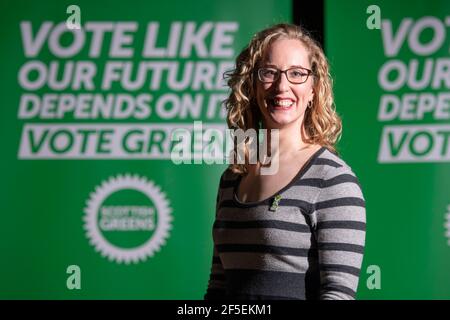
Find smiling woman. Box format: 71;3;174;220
255;38;315;129
204;23;367;300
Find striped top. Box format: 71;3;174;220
204;146;366;300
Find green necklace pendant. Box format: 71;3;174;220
269;194;282;212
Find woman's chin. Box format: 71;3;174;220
266;115;296;128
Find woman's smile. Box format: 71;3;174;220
267;97;296;111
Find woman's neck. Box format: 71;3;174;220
262;118;313;160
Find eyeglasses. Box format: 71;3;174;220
257;66;313;84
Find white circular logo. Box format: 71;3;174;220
83;174;173;264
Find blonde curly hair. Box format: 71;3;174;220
225;23;342;175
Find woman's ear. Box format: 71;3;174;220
309;87;315;103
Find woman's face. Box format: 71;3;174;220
255;38;314;129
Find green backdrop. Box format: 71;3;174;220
326;0;450;299
1;0;449;300
0;0;291;299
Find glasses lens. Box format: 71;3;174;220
287;68;309;84
259;68;278;82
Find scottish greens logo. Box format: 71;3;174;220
83;174;172;264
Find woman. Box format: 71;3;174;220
204;23;366;300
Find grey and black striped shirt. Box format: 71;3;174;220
204;146;366;300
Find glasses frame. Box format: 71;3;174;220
257;66;314;84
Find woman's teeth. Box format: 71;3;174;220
272;99;294;108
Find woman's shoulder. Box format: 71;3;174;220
314;147;361;182
217;166;241;187
313;147;366;205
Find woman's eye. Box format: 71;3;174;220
290;70;304;78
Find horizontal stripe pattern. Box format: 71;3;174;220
314;158;343;168
205;147;366;300
320;263;361;277
214;219;311;232
216;244;312;256
321;285;356;299
292;173;359;188
319;250;365;269
317;220;366;230
318;242;364;254
213;226;314;248
317;229;366;246
218;252;314;274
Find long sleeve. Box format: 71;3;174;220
312;165;366;300
204;245;227;300
204;176;227;300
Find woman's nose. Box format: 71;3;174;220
275;72;290;92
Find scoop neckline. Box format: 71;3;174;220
232;146;327;207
